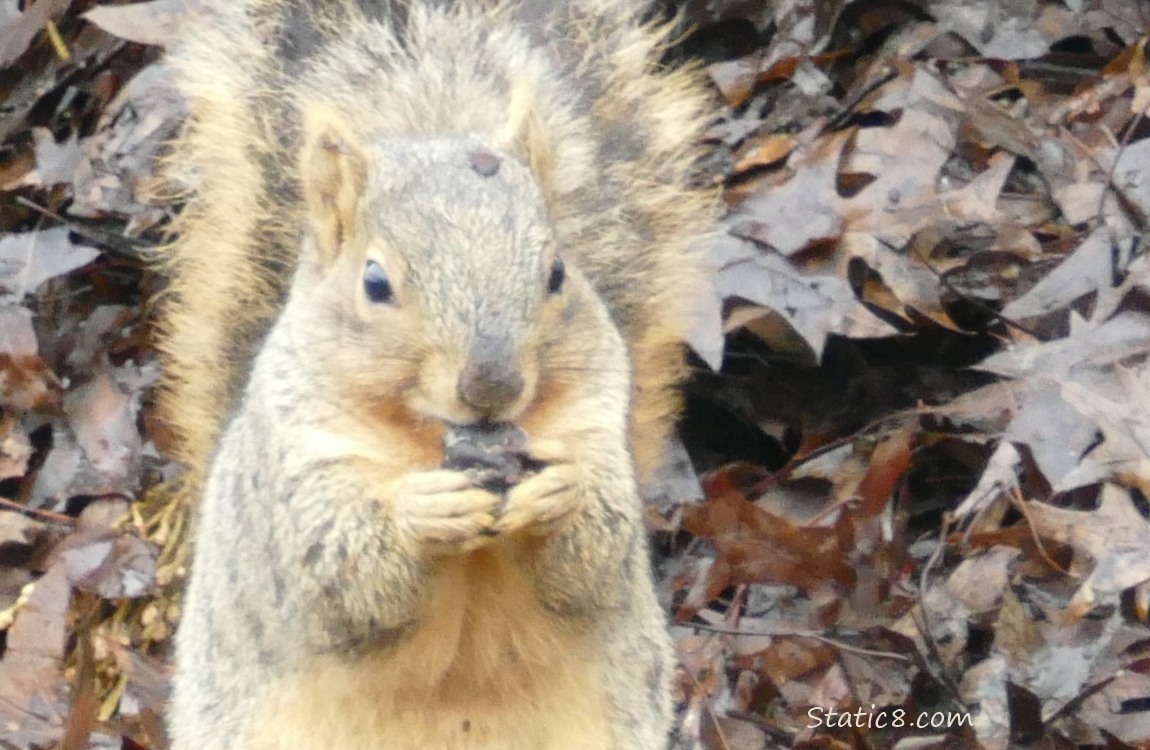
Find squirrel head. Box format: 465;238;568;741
293;110;608;428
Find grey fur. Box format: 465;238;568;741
165;1;716;747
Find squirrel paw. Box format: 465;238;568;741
394;469;503;553
493;440;582;536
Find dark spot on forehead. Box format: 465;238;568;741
468;148;502;177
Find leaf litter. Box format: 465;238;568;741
3;0;1150;748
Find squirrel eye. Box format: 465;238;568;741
363;260;395;305
547;258;565;295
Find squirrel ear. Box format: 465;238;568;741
497;79;553;203
302;113;368;264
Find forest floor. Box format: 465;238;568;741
2;1;1150;749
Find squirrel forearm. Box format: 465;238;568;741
515;440;645;616
529;516;639;616
271;460;429;650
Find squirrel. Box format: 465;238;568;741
160;1;715;748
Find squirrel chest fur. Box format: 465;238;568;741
162;1;715;748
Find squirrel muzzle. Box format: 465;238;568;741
457;332;526;417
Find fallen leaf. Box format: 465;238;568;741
714;246;897;356
0;229;100;302
82;0;187;48
0;0;71;68
13;128;82;188
953;441;1021;520
1027;485;1150;618
0;563;72;748
1002;228;1116;320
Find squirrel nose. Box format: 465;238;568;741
457;334;525;416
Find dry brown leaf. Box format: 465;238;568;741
707;56;761;108
0;563;72;747
929;0;1109;58
973;311;1150;488
954;441;1021;521
1003;381;1098;489
0;229;100;302
731;129;852;256
713;241;897;355
681;470;856;611
1078;670;1150;743
1002;227;1115;319
0;417;34;481
0;353;59;413
0;0;71;68
53;529;156;599
732;133;797;173
1054;363;1150;494
1027;485;1150;619
65;371;143;487
72;62;184;235
9;128;82;189
82;0;187;48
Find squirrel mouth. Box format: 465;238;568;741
441;421;545;493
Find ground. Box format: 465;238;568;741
1;1;1150;749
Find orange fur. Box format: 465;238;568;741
246;547;613;750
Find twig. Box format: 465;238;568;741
687;621;912;662
15;197;146;261
901;237;1044;340
912;514;966;707
1042;676;1114;727
824;64;900;132
750;411;913;497
0;496;74;524
1007;483;1069;575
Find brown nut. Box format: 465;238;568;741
442;422;541;492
